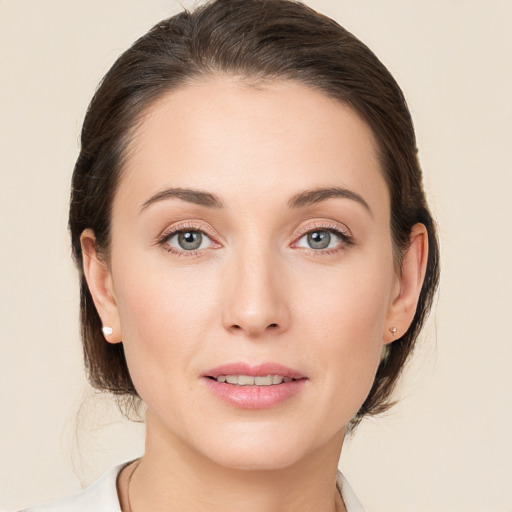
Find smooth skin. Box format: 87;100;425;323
81;77;428;512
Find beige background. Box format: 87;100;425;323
1;1;511;511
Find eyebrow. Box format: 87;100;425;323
140;187;224;212
288;186;372;216
140;185;372;216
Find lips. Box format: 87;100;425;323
202;362;307;409
203;362;305;380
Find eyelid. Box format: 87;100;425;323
156;219;353;257
292;220;352;240
156;220;222;255
158;220;218;241
290;220;354;254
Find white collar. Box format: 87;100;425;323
337;470;366;512
23;463;365;512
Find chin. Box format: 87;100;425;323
194;424;340;472
204;442;307;472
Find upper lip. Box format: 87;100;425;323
202;362;306;380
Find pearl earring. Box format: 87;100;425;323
389;327;397;336
102;326;113;335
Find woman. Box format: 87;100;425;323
22;0;439;510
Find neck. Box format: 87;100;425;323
124;411;346;512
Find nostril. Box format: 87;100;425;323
227;322;281;334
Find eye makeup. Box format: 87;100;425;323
155;218;355;259
291;220;355;257
156;220;221;257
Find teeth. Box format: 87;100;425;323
215;375;295;386
255;375;273;385
238;375;254;386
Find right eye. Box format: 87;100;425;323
163;229;214;252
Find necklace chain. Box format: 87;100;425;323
124;459;140;512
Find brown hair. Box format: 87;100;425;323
69;0;440;425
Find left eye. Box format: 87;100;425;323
295;229;343;250
165;230;213;251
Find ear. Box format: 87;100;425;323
80;228;122;344
384;223;429;343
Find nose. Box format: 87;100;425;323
221;249;290;338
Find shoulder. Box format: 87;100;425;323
18;463;126;512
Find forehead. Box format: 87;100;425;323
116;77;389;217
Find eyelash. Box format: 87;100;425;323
157;221;353;258
292;222;354;257
157;221;219;257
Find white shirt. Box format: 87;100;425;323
19;463;365;512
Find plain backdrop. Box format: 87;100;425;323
1;1;511;511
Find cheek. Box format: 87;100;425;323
111;264;199;388
114;247;216;338
295;251;394;346
292;251;395;412
304;278;386;371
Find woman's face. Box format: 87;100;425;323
101;78;401;469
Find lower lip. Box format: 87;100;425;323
203;378;307;409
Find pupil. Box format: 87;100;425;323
178;231;202;250
308;231;330;249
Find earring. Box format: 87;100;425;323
389;327;398;336
102;326;113;335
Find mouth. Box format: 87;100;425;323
207;374;301;386
203;362;306;383
202;363;307;409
